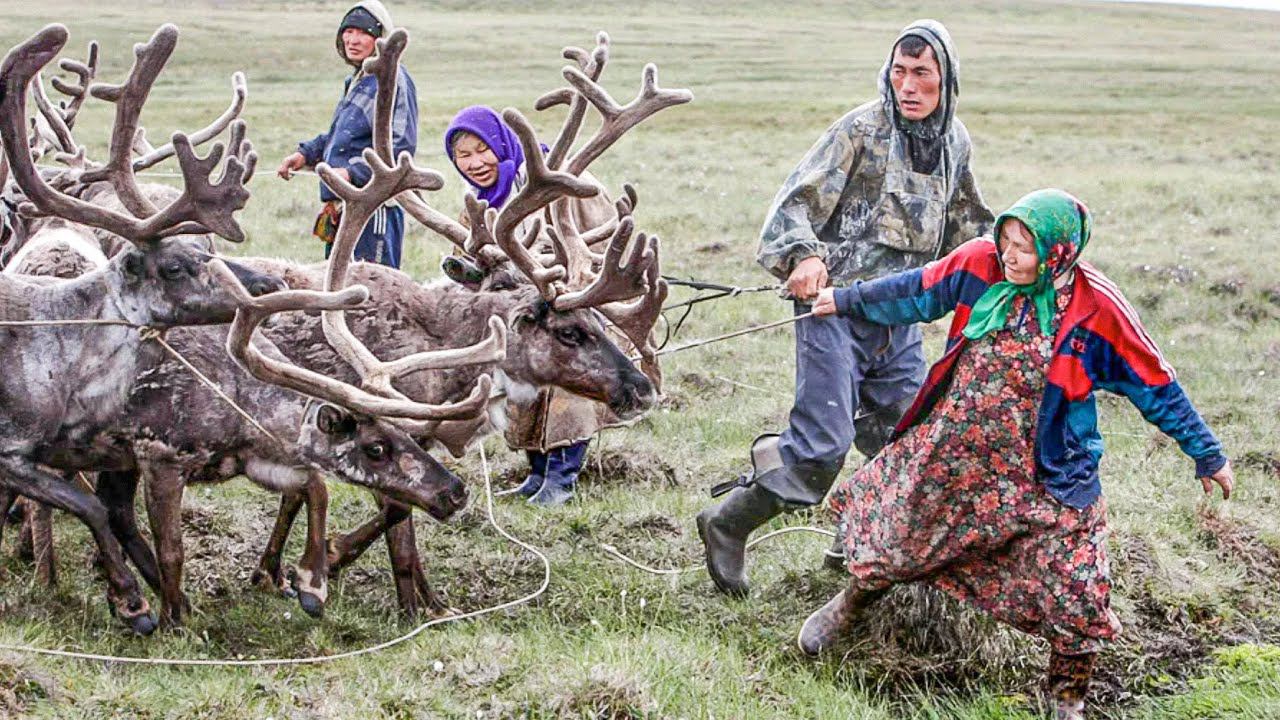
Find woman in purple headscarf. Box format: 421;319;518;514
444;106;617;507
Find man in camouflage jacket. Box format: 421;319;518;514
698;19;994;598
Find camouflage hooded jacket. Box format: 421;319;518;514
757;20;994;286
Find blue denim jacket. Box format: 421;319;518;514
298;65;418;202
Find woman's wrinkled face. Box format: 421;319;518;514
999;219;1040;286
451;132;500;188
342;27;377;64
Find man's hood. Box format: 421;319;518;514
877;19;960;141
335;0;397;66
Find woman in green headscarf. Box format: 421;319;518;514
804;189;1233;719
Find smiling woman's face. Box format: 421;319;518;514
451;132;500;188
999;219;1040;285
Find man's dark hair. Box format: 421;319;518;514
894;34;930;59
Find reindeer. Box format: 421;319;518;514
0;23;285;635
255;30;689;613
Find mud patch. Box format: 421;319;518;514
0;657;57;715
1135;263;1198;285
624;513;682;539
550;664;658;719
1195;505;1280;582
579;446;679;488
1263;286;1280;308
1208;279;1244;296
1238;450;1280;480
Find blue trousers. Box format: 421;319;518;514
764;304;926;505
325;205;404;269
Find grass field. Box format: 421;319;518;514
1;1;1279;717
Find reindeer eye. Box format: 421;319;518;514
160;261;185;280
555;327;585;347
362;442;390;461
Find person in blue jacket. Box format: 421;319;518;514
277;1;417;269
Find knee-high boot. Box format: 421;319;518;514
1047;651;1096;720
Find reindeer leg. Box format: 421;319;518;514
96;470;161;594
251;491;305;598
0;458;156;635
16;498;35;561
141;461;190;628
291;473;329;618
326;492;409;575
30;501;55;587
0;488;15;554
385;510;450;618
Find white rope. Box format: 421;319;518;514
638;311;814;361
600;525;835;577
0;441;551;666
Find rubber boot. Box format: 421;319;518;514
529;440;589;507
513;451;548;498
1048;651;1096;720
695;483;785;598
797;585;882;656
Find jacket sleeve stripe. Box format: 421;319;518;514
1080;265;1176;380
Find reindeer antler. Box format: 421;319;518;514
132;72;247;172
212;28;506;423
0;24;256;246
211;262;495;421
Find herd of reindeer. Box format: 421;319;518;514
0;22;690;635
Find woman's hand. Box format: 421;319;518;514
1200;460;1234;500
277;152;305;180
813;287;838;317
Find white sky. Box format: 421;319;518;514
1106;0;1280;10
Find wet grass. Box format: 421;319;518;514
1;0;1279;717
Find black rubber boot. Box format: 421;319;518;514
695;483;785;598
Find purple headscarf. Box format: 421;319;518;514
444;106;524;211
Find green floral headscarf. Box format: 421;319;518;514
961;188;1092;340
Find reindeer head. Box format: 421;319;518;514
111;237;282;325
413;32;689;404
0;24;281;327
298;404;467;520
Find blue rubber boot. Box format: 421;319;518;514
529;440;589;507
514;451;548;498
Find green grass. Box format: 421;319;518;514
1;1;1279;717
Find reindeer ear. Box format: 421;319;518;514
121;250;145;283
316;404;357;436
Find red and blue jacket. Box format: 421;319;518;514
832;238;1226;509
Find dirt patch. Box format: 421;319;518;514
1262;286;1280;308
1238;450;1280;480
623;513;683;539
1195;505;1280;582
550;664;660;719
1134;263;1198;285
1232;299;1273;324
676;372;734;400
0;657;58;715
696;241;728;254
580;446;680;488
1209;279;1244;296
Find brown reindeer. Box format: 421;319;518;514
261;30;689;613
0;23;283;634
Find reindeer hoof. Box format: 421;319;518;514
297;591;325;618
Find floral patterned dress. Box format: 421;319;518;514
828;285;1122;655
